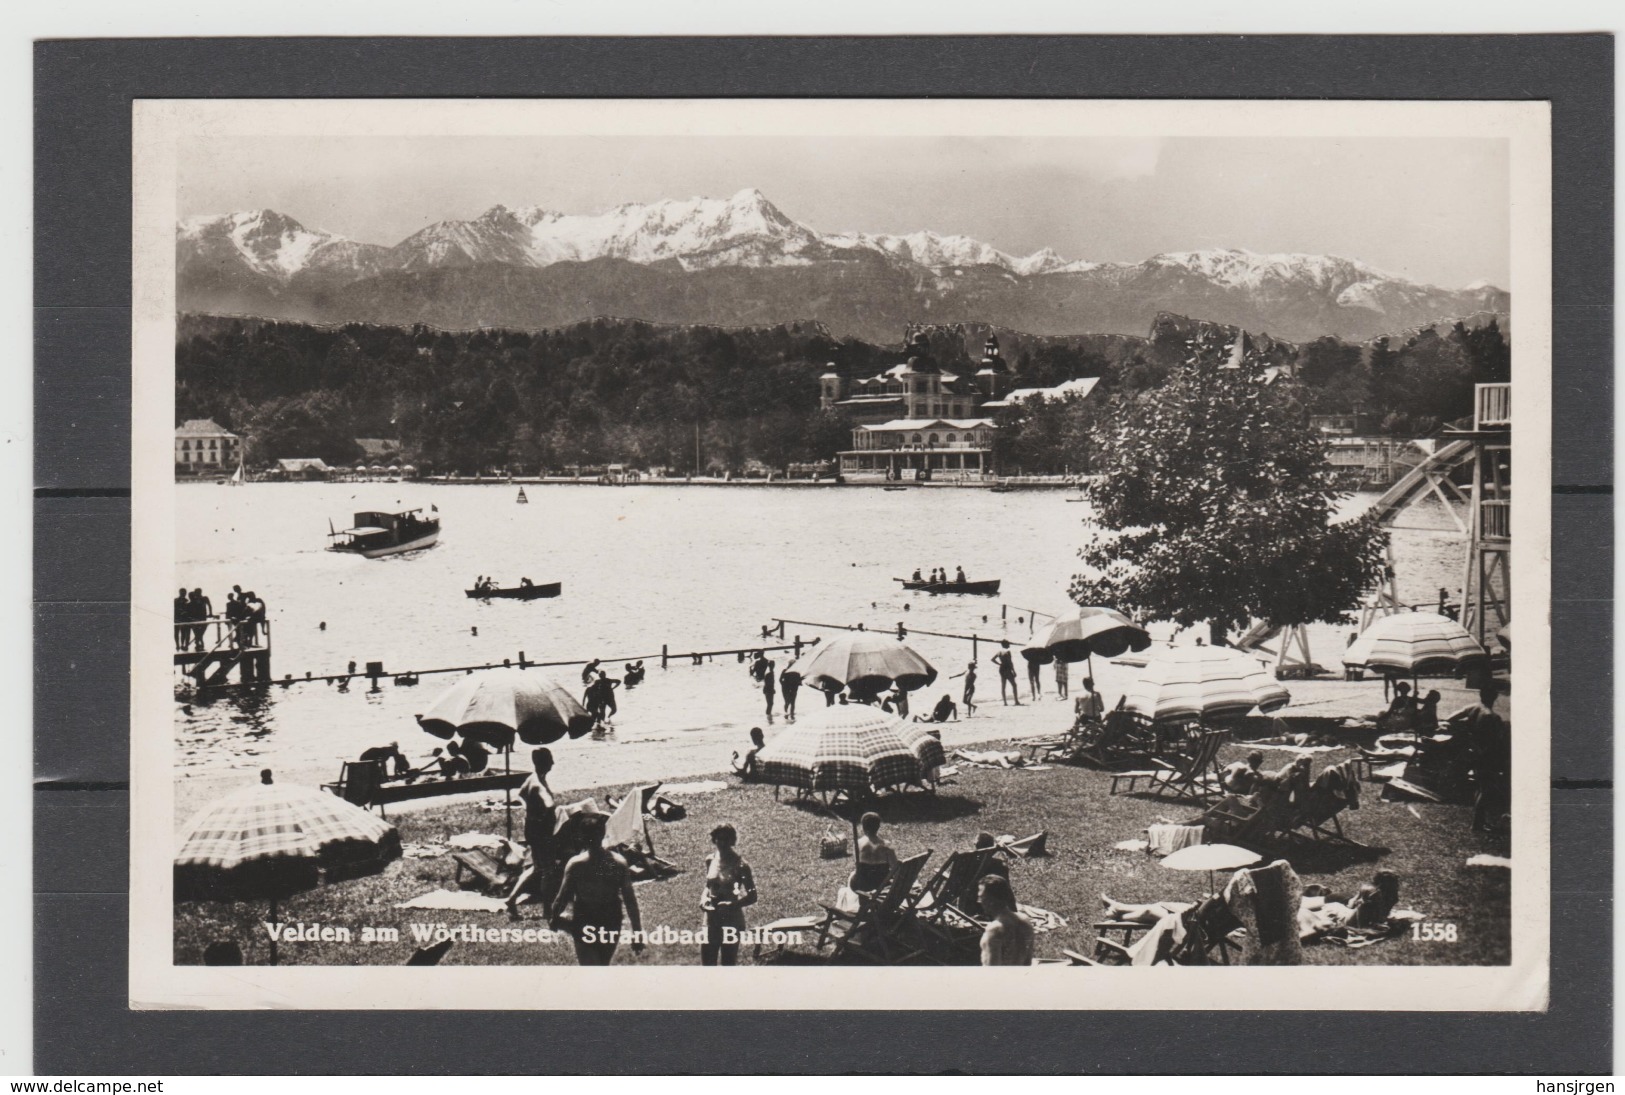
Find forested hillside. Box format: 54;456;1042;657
175;311;1510;475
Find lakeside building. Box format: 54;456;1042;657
825;331;1100;481
174;418;241;474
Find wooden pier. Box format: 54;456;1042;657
174;618;271;686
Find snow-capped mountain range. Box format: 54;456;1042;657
176;188;1509;342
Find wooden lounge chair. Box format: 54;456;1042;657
908;848;997;962
322;759;387;814
1281;761;1367;849
451;847;514;893
1092;897;1242;966
1109;729;1229;802
807;851;932;965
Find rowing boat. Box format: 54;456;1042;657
465;582;562;600
895;578;1001;596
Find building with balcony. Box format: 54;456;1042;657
175;418;241;473
829;331;1098;481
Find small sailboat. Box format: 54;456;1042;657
227;454;246;486
516;487;529;504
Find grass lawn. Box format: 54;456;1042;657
175;740;1511;967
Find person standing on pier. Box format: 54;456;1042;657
506;748;560;919
173;588;190;651
993;644;1021;706
779;664;802;721
187;588;213;652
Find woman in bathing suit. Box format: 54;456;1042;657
849;812;898;892
699;823;758;966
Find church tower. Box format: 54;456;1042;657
975;334;1011;400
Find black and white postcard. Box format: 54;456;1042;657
128;98;1551;1009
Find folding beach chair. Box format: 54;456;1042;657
1110;729;1229;802
807;851;932;965
322;759;387;815
1282;761;1368;849
1092;896;1242;966
908;847;997;962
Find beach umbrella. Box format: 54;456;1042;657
1161;842;1261;897
174;773;401;964
417;668;593;748
1124;645;1290;723
1342;611;1488;676
1025;605;1151;665
756;703;945;798
800;632;937;697
417;669;594;838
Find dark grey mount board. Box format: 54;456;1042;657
34;34;1611;1075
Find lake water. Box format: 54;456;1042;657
174;482;1467;802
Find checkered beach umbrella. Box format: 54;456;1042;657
1025;605;1152;664
175;777;400;888
1124;645;1291;723
756;704;946;795
799;633;938;697
417;668;594;748
174;774;401;962
1342;611;1488;675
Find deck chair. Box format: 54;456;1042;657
323;759;386;814
908;848;996;961
1093;896;1241;965
807;851;932;965
1283;761;1368;849
1110;729;1229;802
604;784;680;881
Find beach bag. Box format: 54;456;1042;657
819;827;850;859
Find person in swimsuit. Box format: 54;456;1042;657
977;875;1034;965
699;823;758;966
950;661;978;717
1052;657;1069;700
732;727;767;779
1022;649;1045;701
779;665;802;721
551;812;644;966
849;812;898;893
993;645;1021;705
505;748;560;918
760;658;776;721
173;588;190;650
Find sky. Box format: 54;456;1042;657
178;135;1509;288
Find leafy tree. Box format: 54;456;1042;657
1072;328;1388;645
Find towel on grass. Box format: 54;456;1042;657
1467;854;1512;868
402;841;446;858
448;832;504;851
1114;839;1150;852
660;779;729;796
1146;824;1205;856
397;888;508;912
1017;904;1066;933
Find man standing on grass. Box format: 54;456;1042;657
977;875;1034;966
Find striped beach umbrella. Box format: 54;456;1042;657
1343;611;1488;676
800;633;937;697
757;704;945;796
1025;605;1152;664
174;773;401;963
1125;645;1291;723
417;668;594;748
